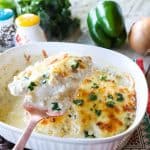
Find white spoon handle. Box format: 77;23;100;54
13;118;39;150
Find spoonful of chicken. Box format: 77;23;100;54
9;53;93;150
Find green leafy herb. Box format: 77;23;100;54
73;99;84;106
106;101;115;108
107;94;113;100
100;75;107;81
88;92;97;101
71;60;79;70
42;73;49;84
90;108;93;111
91;83;99;89
68;114;72;118
51;102;61;111
28;82;37;91
116;93;124;102
95;109;101;116
84;130;95;138
15;0;80;40
24;76;29;79
43;73;49;79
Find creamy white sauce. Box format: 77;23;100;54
2;98;26;128
8;78;30;96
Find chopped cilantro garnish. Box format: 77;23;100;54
73;99;84;106
24;76;29;79
90;108;93;111
91;83;99;89
28;82;37;91
116;93;124;102
95;109;101;116
100;75;107;81
42;74;49;84
51;102;61;111
43;73;49;79
71;60;79;70
68;114;72;118
88;92;97;101
106;101;115;107
84;130;95;138
107;94;113;100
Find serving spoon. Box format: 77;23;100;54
13;103;63;150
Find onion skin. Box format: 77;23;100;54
128;18;150;55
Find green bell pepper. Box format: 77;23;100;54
87;9;112;48
96;0;125;38
112;29;127;48
87;0;127;48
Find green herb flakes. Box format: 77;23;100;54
91;83;99;89
100;75;107;81
73;99;84;106
106;101;115;108
24;76;29;80
88;92;97;101
68;114;72;118
95;109;101;116
43;73;49;79
116;93;124;102
51;102;61;111
84;130;95;138
107;94;113;100
28;82;37;91
90;108;93;111
71;60;79;70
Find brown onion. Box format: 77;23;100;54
128;18;150;55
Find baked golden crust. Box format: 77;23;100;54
8;53;136;138
36;69;136;138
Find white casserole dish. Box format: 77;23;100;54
0;42;148;150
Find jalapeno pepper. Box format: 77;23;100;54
87;0;127;48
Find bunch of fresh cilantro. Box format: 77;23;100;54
15;0;80;40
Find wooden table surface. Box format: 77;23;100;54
71;0;150;70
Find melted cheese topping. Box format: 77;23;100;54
7;54;136;138
8;54;92;114
36;69;136;138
